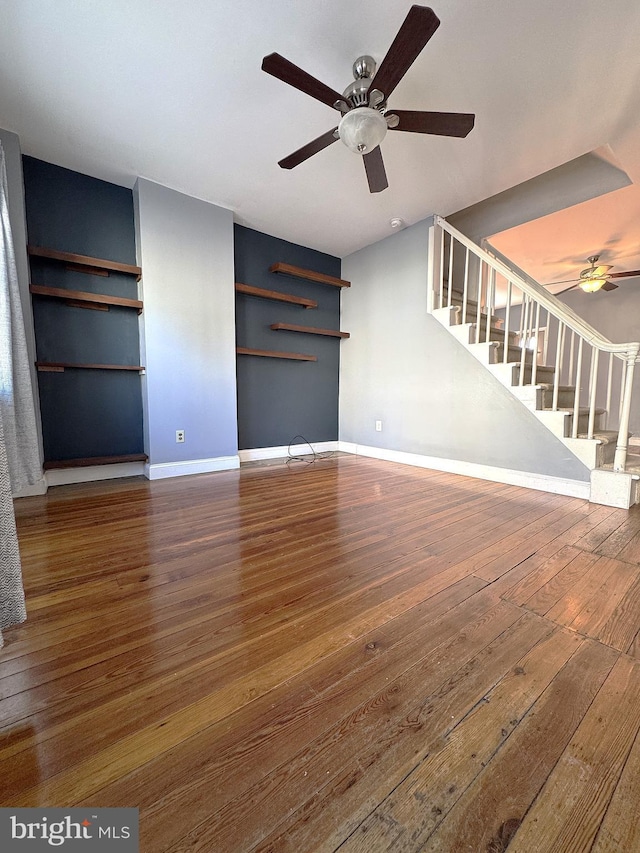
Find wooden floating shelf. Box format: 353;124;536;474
28;245;142;281
235;282;316;309
269;262;350;289
44;453;148;471
270;322;350;339
236;347;316;362
36;362;144;373
30;284;143;313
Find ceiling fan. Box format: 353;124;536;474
544;255;640;294
261;5;475;193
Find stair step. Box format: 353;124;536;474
537;407;607;439
451;322;519;347
600;461;640;475
494;344;535;364
538;384;576;408
581;431;619;466
448;291;479;313
578;430;619;444
468;324;517;344
512;363;555;383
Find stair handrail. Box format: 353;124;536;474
436;216;640;360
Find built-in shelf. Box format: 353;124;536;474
235;282;317;309
36;362;144;373
28;245;142;281
43;453;148;471
30;284;143;313
269;262;350;289
236;347;317;362
270;322;350;339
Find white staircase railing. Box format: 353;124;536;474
427;215;640;473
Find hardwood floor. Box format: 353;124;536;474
5;455;640;851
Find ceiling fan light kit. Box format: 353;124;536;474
338;107;388;154
261;5;475;193
579;277;607;293
545;254;640;295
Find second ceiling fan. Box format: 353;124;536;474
261;5;475;193
545;255;640;294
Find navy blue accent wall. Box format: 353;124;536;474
234;225;342;450
23;157;144;463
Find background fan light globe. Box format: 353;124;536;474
338;107;388;154
580;277;607;293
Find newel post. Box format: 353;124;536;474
614;345;640;472
427;216;444;314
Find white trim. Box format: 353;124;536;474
337;442;591;500
46;462;146;487
239;441;338;463
145;455;240;480
12;477;48;498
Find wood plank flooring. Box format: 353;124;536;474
5;455;640;851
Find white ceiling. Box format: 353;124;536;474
1;0;640;261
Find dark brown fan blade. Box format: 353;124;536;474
388;110;475;137
610;269;640;278
555;283;579;295
369;6;440;99
278;128;339;170
262;53;346;110
602;281;619;291
363;146;388;193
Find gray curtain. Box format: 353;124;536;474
0;415;25;647
0;141;40;647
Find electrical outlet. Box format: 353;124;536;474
176;429;185;443
375;420;382;432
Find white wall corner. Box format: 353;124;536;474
145;455;240;480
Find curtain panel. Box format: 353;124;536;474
0;141;40;646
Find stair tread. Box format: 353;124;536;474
537;384;575;392
511;363;555;371
599;462;640;476
575;430;619;444
543;407;606;415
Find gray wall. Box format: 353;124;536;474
24;157;143;463
449;150;631;244
235;224;341;450
339;219;590;481
0;128;44;469
134;179;238;468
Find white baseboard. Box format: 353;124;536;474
239;441;339;463
337;442;591;500
145;455;240;480
46;462;146;487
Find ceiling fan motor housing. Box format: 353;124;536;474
342;55;377;107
